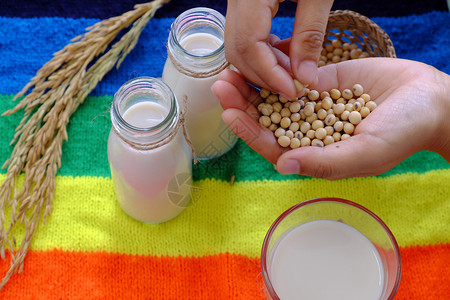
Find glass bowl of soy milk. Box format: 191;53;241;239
261;198;401;300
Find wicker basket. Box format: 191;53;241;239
324;10;396;58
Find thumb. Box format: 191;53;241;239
276;134;398;180
290;0;333;86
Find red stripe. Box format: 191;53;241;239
0;244;448;299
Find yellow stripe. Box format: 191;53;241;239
2;170;449;257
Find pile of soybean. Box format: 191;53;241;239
318;39;370;67
258;83;377;148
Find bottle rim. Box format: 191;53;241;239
169;7;225;59
111;77;179;147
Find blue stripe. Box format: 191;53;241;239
0;16;172;96
0;12;449;97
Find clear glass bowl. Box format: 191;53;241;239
261;197;402;300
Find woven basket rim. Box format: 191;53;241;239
326;9;396;58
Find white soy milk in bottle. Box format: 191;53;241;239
269;220;384;300
162;7;238;160
108;77;192;224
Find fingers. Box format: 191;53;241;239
270;36;291;56
225;0;297;99
270;44;292;75
276;132;399;180
222;109;285;164
216;69;262;107
212;69;285;163
290;0;334;86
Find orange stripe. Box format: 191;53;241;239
0;251;265;299
396;244;450;299
0;244;448;299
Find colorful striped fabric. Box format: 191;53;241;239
0;2;449;299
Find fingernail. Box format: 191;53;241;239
277;159;300;175
296;60;317;86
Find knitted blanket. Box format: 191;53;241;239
0;1;449;299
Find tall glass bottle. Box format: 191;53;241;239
162;7;238;160
107;77;192;224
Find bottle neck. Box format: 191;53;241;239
111;77;179;148
167;7;227;75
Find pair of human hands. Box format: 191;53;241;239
213;0;450;180
213;57;450;180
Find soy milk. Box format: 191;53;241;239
269;220;384;300
122;101;168;128
108;78;192;224
181;32;222;55
162;8;237;160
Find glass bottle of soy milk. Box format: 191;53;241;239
107;77;192;224
162;7;238;160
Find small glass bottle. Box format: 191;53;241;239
107;77;192;224
162;7;238;160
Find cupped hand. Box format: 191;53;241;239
225;0;334;100
212;58;450;180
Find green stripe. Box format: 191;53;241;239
1;94;448;180
0;94;112;177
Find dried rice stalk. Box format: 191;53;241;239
0;0;169;289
